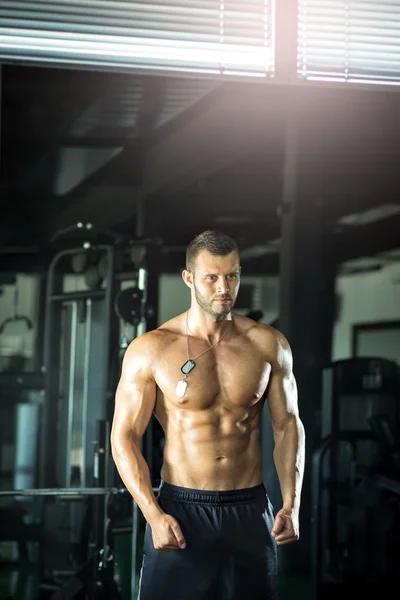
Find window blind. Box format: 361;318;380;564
0;0;274;77
298;0;400;85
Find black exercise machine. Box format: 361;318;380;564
311;357;400;600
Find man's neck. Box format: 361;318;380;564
186;307;233;342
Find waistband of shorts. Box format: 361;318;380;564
158;480;267;505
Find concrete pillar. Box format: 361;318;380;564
276;103;336;576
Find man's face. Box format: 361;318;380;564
189;250;241;317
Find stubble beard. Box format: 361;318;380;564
193;282;235;319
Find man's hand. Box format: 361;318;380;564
271;508;299;546
150;513;187;551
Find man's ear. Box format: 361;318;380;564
182;269;193;288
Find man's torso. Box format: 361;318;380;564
150;314;277;490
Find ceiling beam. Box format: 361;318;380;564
5;67;125;193
325;214;400;265
46;84;285;235
101;85;286;231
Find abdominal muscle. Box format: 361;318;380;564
157;403;264;491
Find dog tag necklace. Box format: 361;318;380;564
176;312;232;398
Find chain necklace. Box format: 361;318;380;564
176;311;233;398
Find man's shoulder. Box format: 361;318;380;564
233;314;291;358
125;314;184;355
233;313;282;342
256;322;289;345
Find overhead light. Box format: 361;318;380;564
337;204;400;227
339;257;383;275
240;239;281;260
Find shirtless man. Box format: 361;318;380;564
111;230;305;600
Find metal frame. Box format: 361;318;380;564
311;431;375;600
26;238;159;598
40;245;115;488
315;357;400;598
0;484;159;599
0;484;159;596
311;429;400;600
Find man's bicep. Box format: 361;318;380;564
111;341;157;445
267;367;298;418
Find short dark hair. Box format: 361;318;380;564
186;230;239;271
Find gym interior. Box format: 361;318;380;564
1;2;400;599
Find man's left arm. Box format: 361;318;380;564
266;330;305;545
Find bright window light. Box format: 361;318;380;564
0;1;275;77
298;0;400;86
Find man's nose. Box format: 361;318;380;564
217;278;230;294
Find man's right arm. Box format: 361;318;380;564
110;333;162;524
110;333;186;551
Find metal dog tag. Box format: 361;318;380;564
181;360;196;375
176;379;188;397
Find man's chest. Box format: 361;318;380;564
154;341;272;410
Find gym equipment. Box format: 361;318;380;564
311;357;400;599
0;224;161;598
83;263;102;291
41;244;118;489
0;371;44;568
321;356;400;437
312;425;400;599
368;413;400;477
0;284;33;334
0;413;160;600
0;485;160;599
321;356;400;483
71;252;88;274
0;487;127;497
114;287;143;326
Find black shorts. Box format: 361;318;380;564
137;480;278;600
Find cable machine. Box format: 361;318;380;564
311;356;400;599
26;222;161;598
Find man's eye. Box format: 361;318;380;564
228;274;237;279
